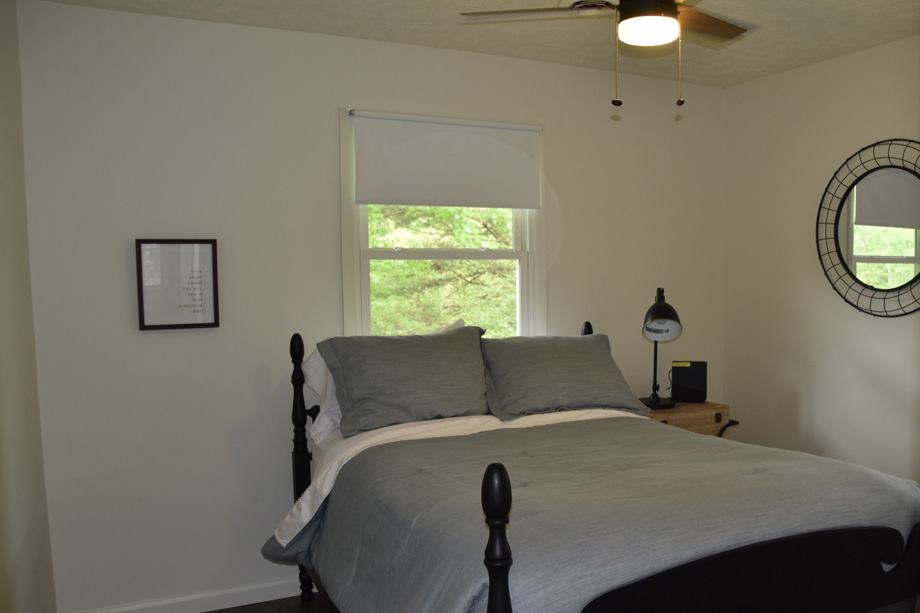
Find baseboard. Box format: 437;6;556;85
85;577;301;613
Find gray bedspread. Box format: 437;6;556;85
262;416;920;612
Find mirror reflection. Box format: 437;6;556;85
836;167;920;290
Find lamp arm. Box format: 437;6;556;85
649;340;660;403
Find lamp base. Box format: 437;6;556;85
641;396;675;410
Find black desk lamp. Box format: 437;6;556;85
641;287;682;410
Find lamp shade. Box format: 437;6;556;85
618;0;680;47
642;288;682;341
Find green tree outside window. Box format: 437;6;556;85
367;205;519;337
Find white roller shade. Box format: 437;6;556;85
853;168;920;229
351;111;542;209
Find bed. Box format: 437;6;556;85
262;325;920;612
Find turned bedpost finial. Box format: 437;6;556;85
582;321;593;336
482;462;513;613
290;332;305;363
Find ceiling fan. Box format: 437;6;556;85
462;0;747;105
461;0;746;45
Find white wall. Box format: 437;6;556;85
723;36;920;482
0;0;56;610
17;0;728;610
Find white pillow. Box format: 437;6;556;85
303;349;341;444
303;319;467;443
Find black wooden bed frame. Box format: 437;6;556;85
288;332;920;612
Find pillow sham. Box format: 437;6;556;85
481;334;648;420
318;326;489;438
302;319;468;444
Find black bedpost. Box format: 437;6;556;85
290;333;319;603
290;333;311;501
582;321;593;335
482;463;513;613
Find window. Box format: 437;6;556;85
340;110;545;337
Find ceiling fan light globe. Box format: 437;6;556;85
618;16;679;46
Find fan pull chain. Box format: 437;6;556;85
676;16;685;106
612;10;623;107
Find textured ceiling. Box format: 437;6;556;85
46;0;920;87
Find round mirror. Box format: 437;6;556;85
816;139;920;317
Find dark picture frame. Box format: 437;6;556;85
135;239;219;330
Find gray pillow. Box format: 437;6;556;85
318;326;488;438
482;334;648;419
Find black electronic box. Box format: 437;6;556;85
671;361;707;403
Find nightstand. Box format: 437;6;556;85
648;401;738;437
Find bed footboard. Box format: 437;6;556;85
480;464;920;613
290;333;320;603
583;524;920;612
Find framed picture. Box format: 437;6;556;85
135;239;219;330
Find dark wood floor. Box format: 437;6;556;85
212;593;920;613
213;593;339;613
214;593;920;613
212;589;920;613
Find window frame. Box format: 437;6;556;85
339;109;546;337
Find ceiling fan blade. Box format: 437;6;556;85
461;2;615;18
461;6;579;17
678;5;746;40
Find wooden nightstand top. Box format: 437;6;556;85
648;401;734;437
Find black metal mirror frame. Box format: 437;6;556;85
816;138;920;317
